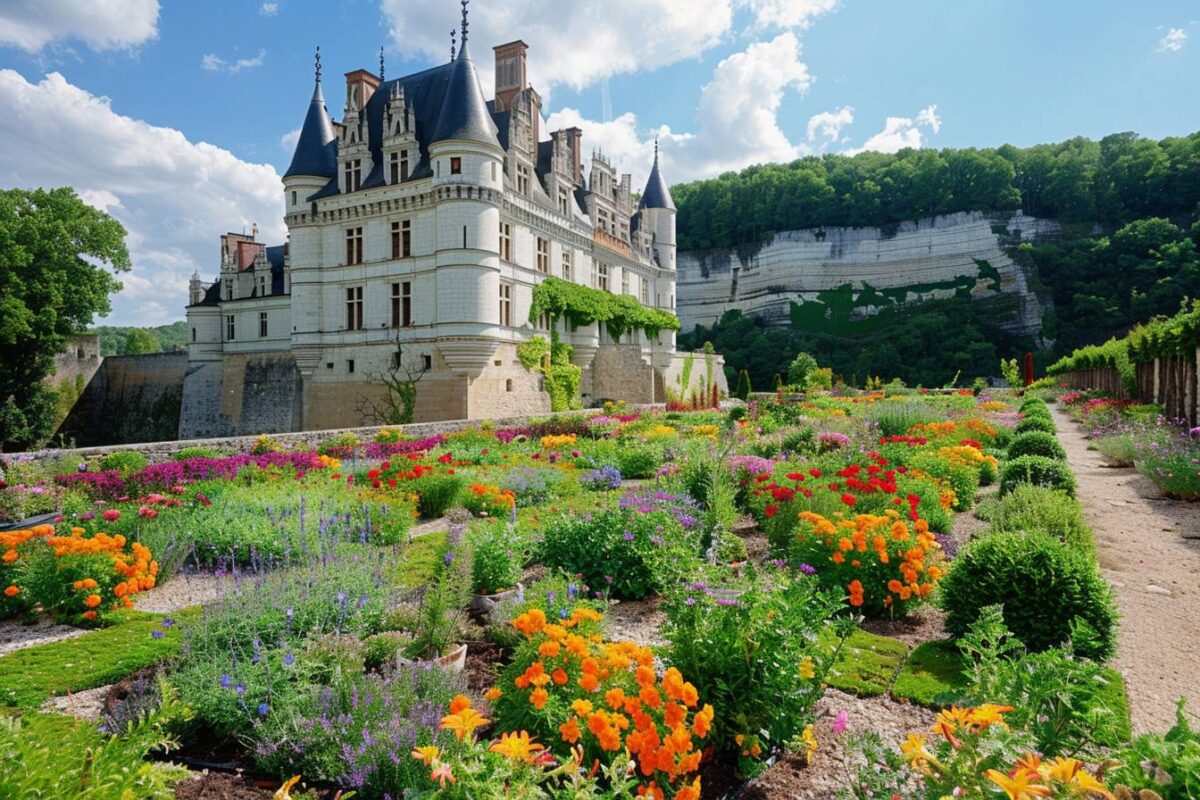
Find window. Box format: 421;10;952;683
499;282;512;326
347;359;355;374
225;280;233;301
344;158;362;192
516;164;530;194
536;237;549;273
536;313;550;331
422;354;432;370
499;222;512;261
191;327;196;343
389;151;409;184
505;379;513;392
640;277;649;304
391;220;411;259
290;190;297;206
392;281;412;327
558;188;570;216
257;273;267;297
450;156;462;175
259;311;268;338
345;227;363;265
562;250;572;281
597;263;610;292
345;286;364;330
491;162;497;181
621;270;630;296
225;314;235;341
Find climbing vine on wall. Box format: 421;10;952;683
529;277;681;341
516;334;582;412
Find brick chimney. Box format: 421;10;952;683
567;126;583;186
493;40;527;112
344;69;380;111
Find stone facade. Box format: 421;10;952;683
677;211;1053;339
57;352;188;447
182;30;695;441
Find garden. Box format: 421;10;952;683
0;387;1197;800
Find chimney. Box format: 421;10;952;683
493;40;528;112
344;69;381;111
567;127;583;186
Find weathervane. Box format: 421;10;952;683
314;46;322;83
460;0;469;46
379;46;385;81
450;29;456;61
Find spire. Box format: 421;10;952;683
639;138;675;211
379;46;385;81
430;31;500;147
450;28;456;61
460;0;469;48
283;48;338;180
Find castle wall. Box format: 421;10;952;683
48;334;103;389
677;211;1053;337
57;352;187;447
179;353;301;439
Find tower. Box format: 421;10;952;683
639;139;676;272
282;48;337;215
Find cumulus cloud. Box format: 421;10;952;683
1156;27;1187;52
806;106;853;147
201;49;267;75
0;0;159;52
738;0;840;30
260;2;279;16
844;104;941;155
546;33;813;190
0;70;284;326
280;127;301;153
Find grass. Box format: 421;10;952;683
891;639;964;707
0;608;197;710
823;628;910;697
395;531;449;589
1094;667;1133;744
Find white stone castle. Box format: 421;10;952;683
182;11;722;438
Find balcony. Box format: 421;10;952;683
592;227;631;257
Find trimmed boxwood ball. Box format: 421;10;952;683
1007;430;1067;461
987;483;1093;554
1000;455;1077;497
1015;414;1057;435
940;531;1117;660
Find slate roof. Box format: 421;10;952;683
283;82;338;180
639;153;675;211
429;43;501;147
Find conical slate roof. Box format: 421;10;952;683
283;81;338;179
639;149;675;211
430;42;500;148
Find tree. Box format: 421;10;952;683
356;332;428;425
734;369;752;400
787;352;819;388
0;188;128;451
122;329;160;355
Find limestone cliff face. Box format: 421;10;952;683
676;211;1054;340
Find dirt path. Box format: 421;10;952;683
1051;405;1200;734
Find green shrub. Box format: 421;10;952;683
999;455;1077;497
1107;701;1200;799
939;531;1117;660
1094;431;1137;467
1015;414;1056;435
1019;397;1050;414
362;631;411;672
614;442;663;479
171;446;225;461
470;524;525;594
412;473;464;519
99;451;148;474
1007;430;1067;461
868;401;941;438
986;484;1093;553
734;369;752;400
318;431;361;456
910;451;979;510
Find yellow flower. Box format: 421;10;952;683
439;707;489;741
899;733;932;773
273;775;302;800
800;724;818;764
797;656;816;680
967;703;1014;731
985;768;1053;800
489;730;545;764
411;745;440;766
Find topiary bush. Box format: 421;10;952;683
1000;455;1076;497
1007;431;1067;461
734;369;752;401
1015;414;1056;435
939;531;1117;660
986;484;1093;554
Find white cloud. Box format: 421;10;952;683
1156;27;1187;52
201;49;267;75
546;32;813;190
738;0;840;30
844;104;942;155
0;70;284;326
0;0;159;52
260;2;279;16
280;127;301;153
806;106;853;146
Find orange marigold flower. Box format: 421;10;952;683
449;694;472;714
578;672;599;692
675;776;702;800
4;585;19;598
84;593;102;608
530;688;549;709
539;640;562;658
484;687;503;702
2;550;17;564
551;668;568;685
559;716;582;743
82;610;97;620
605;687;627;709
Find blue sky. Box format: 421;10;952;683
0;0;1197;325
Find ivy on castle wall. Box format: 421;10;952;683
529;277;681;341
516;334;582;412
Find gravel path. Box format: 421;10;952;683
1052;405;1200;733
135;573;232;614
0;617;87;657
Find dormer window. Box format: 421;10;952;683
389;151;410;184
344;158;362;192
517;164;530;195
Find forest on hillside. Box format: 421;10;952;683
676;131;1200;388
93;321;187;356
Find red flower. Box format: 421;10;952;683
786;472;804;481
809;468;822;478
764;504;778;518
101;509;121;523
840;493;857;507
437;452;454;464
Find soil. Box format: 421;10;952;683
173;772;275;800
1051;405;1200;734
463;637;505;694
605;596;667;647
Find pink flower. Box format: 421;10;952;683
137;506;158;519
832;709;849;735
101;509;121;522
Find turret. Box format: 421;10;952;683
338;69;378;193
639;139;676;271
382;81;416;184
283;48;338;214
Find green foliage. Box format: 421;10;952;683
734;368;752;400
170;446;225;461
787;351;819;388
1107;701;1200;799
662;575;847;760
891;639;963;707
939;532;1118;660
822;627;910;698
536;508;699;600
0;684;191;800
1007;430;1067;461
614;441;663;479
518;336;582;412
528;277;680;340
868;400;944;437
516;336;550;371
999;358;1021;387
99;450;149;474
121;328;160;355
0;188;130;451
985;484;1093;553
470;523;525;595
413;473;464;519
95;321;187;357
1014;414;1056;435
999;454;1077;497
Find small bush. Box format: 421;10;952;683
999;454;1076;497
470;525;525;595
939;531;1117;660
100;451;148;474
362;631;411;672
986;484;1093;553
171;446;224;461
412;474;464;519
1006;430;1067;461
1015;414;1056;435
318;432;360;457
615;442;663;479
1094;431;1137;467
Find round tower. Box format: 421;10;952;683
639;139;676;272
282;48;337;215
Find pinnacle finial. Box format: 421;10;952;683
460;0;469;47
379;46;385;81
654;137;659;161
315;46;322;83
450;29;456;61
